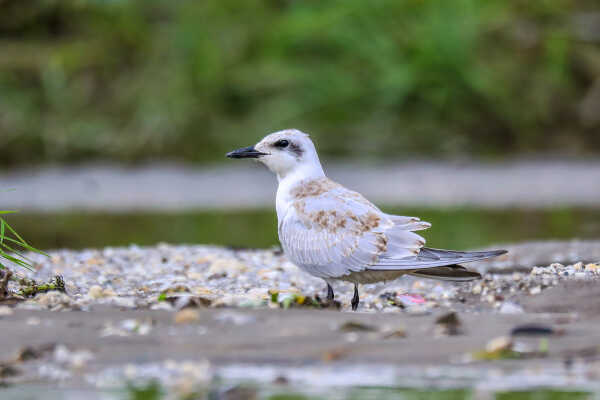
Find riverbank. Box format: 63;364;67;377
1;240;600;397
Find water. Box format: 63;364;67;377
6;207;600;251
1;382;596;400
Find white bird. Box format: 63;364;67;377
227;129;506;310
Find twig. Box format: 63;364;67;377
0;269;11;300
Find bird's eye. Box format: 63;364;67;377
274;139;289;148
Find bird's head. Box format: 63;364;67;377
226;129;323;179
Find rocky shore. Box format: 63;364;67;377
1;240;600;397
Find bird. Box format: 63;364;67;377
227;129;507;311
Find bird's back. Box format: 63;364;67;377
277;177;429;279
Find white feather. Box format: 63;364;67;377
277;178;427;279
237;129;504;283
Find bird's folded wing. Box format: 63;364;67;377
372;247;508;269
279;188;429;278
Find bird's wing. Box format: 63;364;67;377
279;184;430;278
373;247;508;269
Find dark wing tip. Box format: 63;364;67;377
408;265;483;281
471;249;508;260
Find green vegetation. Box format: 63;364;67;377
495;390;592;400
0;210;46;271
119;382;595;400
1;0;599;166
268;394;317;400
5;207;599;251
17;275;65;297
349;387;473;400
127;381;163;400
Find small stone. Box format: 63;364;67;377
150;302;173;311
0;364;19;378
174;309;200;324
0;306;13;316
529;286;542;295
435;312;463;336
382;328;407;338
499;302;524;314
34;291;72;309
339;321;377;332
187;271;205;280
111;297;136;308
88;285;105;299
585;263;599;273
486;336;513;353
214;311;255;325
53;345;94;369
207;259;248;278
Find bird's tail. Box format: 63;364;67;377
407;264;481;281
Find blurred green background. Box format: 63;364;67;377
1;0;599;166
7;207;600;250
2;0;600;250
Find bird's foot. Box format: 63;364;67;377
326;283;335;302
351;284;359;311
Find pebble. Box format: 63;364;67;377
585;263;599;273
498;302;524;314
32;291;73;310
88;285;109;299
4;244;599;313
174;309;200;324
531;261;600;277
214;311;255;325
0;305;14;316
529;286;542;295
53;345;94;369
486;336;513;353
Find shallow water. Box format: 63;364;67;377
2;381;597;400
6;207;600;251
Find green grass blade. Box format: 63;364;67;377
0;250;34;270
0;205;47;271
0;236;48;256
0;241;35;264
1;218;30;246
0;251;33;270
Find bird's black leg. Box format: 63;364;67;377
351;283;359;311
326;283;335;302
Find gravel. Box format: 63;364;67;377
3;240;600;396
7;240;600;313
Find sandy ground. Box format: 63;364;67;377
2;160;600;211
1;241;600;397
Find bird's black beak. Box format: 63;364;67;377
226;146;268;159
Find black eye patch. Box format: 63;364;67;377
274;139;289;148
